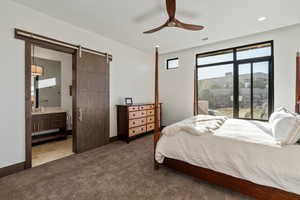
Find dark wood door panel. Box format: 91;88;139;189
75;51;109;153
77;72;107;93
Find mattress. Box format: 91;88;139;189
155;119;300;195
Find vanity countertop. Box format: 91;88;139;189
32;107;66;115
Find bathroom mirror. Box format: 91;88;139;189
31;57;62;109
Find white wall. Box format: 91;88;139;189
0;0;154;168
160;24;300;126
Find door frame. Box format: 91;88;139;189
235;58;274;120
15;29;112;169
24;40;77;168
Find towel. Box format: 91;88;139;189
162;115;227;136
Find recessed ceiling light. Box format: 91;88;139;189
257;17;267;22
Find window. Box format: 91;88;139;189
198;64;234;118
196;41;273;120
166;58;179;69
236;43;271;60
197;50;233;65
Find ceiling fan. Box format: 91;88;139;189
143;0;204;34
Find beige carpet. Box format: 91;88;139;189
0;135;252;200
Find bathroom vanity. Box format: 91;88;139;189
32;109;67;144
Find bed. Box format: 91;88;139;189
155;118;300;199
152;48;300;200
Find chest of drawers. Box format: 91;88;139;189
116;104;162;143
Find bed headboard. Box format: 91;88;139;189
296;52;300;113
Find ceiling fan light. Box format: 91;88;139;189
168;21;176;27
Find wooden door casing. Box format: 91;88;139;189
18;29;112;171
74;51;110;153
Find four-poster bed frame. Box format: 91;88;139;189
296;52;300;113
153;48;300;200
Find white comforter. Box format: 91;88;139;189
155;118;300;195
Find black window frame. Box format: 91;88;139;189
166;57;179;70
195;41;274;121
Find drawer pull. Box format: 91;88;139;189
128;106;139;112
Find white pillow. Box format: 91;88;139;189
276;107;298;116
272;117;300;145
276;107;289;112
269;111;294;124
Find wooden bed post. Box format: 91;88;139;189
296;52;300;113
154;46;161;170
194;66;198;116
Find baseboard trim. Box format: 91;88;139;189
0;162;26;178
1;136;118;178
109;136;119;143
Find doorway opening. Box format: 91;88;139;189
17;29;111;169
31;45;74;167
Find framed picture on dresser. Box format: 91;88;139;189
125;97;133;105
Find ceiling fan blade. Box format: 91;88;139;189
166;0;176;19
175;19;204;31
143;23;168;34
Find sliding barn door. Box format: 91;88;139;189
73;51;110;153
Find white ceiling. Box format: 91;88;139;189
11;0;300;54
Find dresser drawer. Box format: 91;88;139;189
129;126;147;137
147;116;155;123
140;110;147;118
147;123;155;131
139;105;151;110
128;106;139;112
151;104;161;108
129;118;147;128
129;111;141;119
117;104;162;143
147;109;155;116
